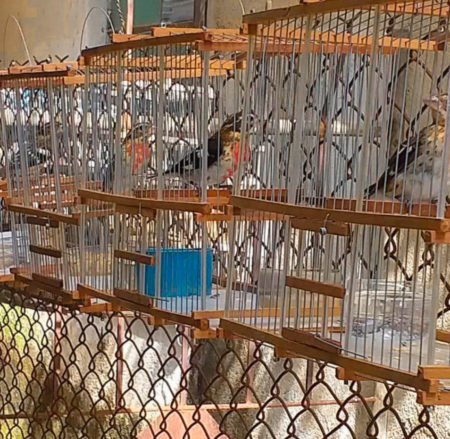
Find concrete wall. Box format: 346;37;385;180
0;0;111;67
206;0;299;28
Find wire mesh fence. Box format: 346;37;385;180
0;287;446;439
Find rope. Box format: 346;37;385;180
115;0;126;33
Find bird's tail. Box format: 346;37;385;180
364;181;378;199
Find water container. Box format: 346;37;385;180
137;247;213;297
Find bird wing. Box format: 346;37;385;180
162;111;246;177
164;134;221;176
365;131;421;198
164;148;203;176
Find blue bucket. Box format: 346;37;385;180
137;247;213;297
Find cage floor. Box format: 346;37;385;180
340;331;449;372
80;276;233;315
0;231;14;275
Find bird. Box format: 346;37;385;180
1;123;53;179
122;123;153;176
365;94;449;205
102;122;154;192
162;111;255;188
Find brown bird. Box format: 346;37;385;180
365;94;449;203
102;123;154;192
163;111;255;187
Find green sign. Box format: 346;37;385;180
120;0;162;27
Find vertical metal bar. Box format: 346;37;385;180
281;16;312;332
200;50;210;311
112;53;123;292
79;65;90;285
14;86;30;206
225;30;256;315
344;5;381;353
427;72;450;364
48;80;70;287
155;45;166;301
15;85;38;273
0;92;19;268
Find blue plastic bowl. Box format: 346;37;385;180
137;247;213;297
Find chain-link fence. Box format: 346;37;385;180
0;287;447;439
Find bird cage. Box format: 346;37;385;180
0;63;84;298
222;0;450;389
79;29;250;321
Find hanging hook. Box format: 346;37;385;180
320;213;330;236
79;7;116;53
2;15;33;67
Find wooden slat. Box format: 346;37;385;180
220;318;434;392
31;273;63;289
192;304;341;320
10;264;57;276
82;32;209;61
78;284;153;315
16;273;72;299
419;365;450;380
243;0;410;24
114;249;155;265
422;231;450;244
68;67;229;85
323;198;450;218
72;209;114;220
142;197;211;214
282;327;341;354
436;329;450;343
290;218;350;236
8;204;79;225
113;288;153;308
150;308;209;330
238;193;450;218
79;188;211;214
79;189;144;206
417;390;450;406
7;62;78;74
286;276;345;299
0;68;69;81
135;188;230;206
231;196;450;232
22;286;75;308
336;367;369;382
232;207;289;221
87;51;237;70
0;274;14;283
81;303;119;314
248;0;449;25
115;204;155;217
285;28;440;52
150;27;240;37
29;244;62;259
191;328;219;339
26;216;59;228
196;213;232;222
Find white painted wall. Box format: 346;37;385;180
0;0;111;67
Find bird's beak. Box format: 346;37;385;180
423;96;436;106
423;95;442;110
